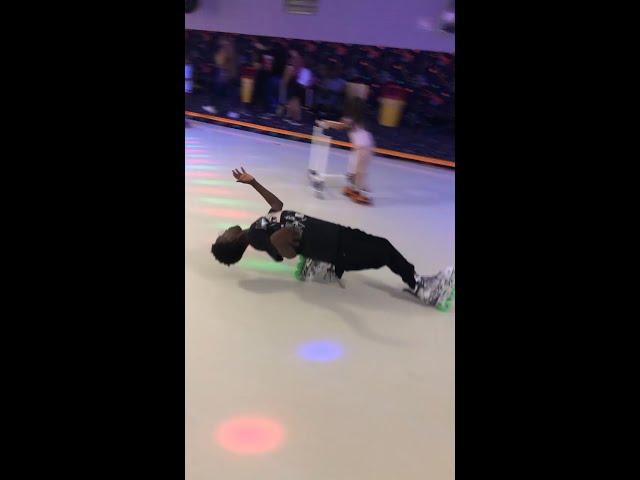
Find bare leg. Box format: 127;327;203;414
354;150;372;191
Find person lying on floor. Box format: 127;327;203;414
210;168;454;310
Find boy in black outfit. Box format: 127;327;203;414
211;168;454;310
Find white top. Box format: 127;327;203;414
347;127;374;174
348;127;375;150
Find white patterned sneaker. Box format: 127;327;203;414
407;267;455;311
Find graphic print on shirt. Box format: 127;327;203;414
248;210;341;264
280;211;308;236
266;210;282;223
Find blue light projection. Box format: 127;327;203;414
297;341;344;362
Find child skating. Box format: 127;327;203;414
315;97;375;205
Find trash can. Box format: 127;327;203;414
378;84;408;127
240;66;257;104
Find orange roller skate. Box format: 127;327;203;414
350;190;373;205
343;186;357;197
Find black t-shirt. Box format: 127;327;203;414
247;214;284;262
247;210;342;263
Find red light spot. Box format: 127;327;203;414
186;186;235;196
215;417;285;455
196;207;257;219
185;159;215;165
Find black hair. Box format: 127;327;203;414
211;237;248;266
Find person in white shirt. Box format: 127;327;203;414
316;98;375;205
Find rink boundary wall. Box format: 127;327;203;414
185;111;455;168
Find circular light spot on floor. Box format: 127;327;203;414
215;416;285;455
297;340;344;362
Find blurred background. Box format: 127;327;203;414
186;0;454;162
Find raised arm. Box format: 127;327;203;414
232;167;284;212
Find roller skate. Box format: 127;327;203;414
343;173;357;197
343;186;357;197
295;256;344;287
350;190;372;205
312;179;325;199
405;266;455;311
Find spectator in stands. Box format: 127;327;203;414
203;36;239;118
282;50;313;126
185;53;193;128
316;64;346;119
252;49;274;115
185;29;454;158
269;42;288;115
313;63;329;114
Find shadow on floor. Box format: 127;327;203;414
237;276;423;348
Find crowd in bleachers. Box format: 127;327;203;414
186;29;455;160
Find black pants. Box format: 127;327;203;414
209;69;233;108
252;71;271;111
334;227;417;289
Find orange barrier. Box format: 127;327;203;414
185;111;455;168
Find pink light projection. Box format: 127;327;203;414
215;416;285;455
185;171;221;178
185;159;216;165
186;186;236;196
195;207;258;219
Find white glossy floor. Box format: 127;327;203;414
185;120;455;480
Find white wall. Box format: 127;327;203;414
185;0;454;53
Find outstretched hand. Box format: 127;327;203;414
232;167;254;184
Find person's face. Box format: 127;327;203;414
218;226;244;243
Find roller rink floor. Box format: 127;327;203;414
185;120;455;480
